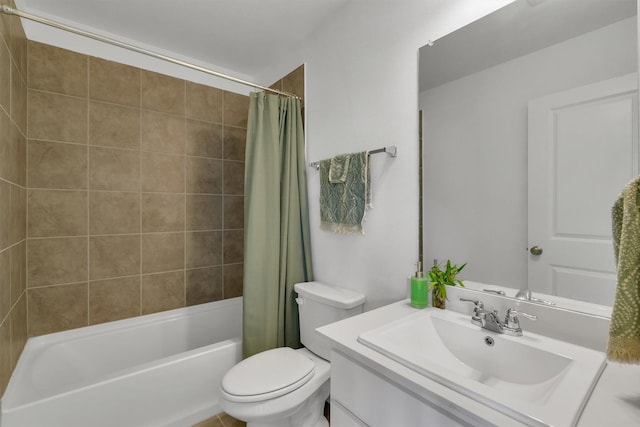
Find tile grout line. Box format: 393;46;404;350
183;79;187;308
86;54;90;327
24;37;29;340
139;67;143;317
221;91;225;300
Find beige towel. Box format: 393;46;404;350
607;176;640;363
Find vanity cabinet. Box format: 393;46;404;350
330;402;367;427
319;296;640;427
330;350;477;427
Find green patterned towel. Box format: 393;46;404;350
329;154;351;183
608;176;640;363
319;151;371;234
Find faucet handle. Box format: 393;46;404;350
503;308;537;336
459;297;482;306
505;308;537;328
507;309;537;321
459;298;485;322
459;298;484;310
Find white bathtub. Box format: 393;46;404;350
1;297;242;427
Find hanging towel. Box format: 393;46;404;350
607;175;640;363
319;151;371;234
329;154;351;183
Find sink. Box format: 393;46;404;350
358;308;606;426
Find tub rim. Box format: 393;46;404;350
24;297;242;348
2;337;243;412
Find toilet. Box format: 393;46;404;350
219;281;366;427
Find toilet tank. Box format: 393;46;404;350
294;282;366;360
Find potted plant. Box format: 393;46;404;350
428;259;466;309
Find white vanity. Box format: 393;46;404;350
317;283;640;426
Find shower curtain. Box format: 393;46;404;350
243;92;313;358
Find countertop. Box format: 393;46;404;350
317;299;640;427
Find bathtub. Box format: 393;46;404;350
1;297;242;427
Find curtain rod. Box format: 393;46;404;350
309;145;398;170
0;5;300;99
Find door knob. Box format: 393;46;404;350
530;245;543;256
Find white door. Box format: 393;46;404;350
528;73;638;305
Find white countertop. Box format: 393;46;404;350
317;299;640;427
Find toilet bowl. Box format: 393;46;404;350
219;282;365;427
221;348;330;427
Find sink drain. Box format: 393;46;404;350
484;336;495;346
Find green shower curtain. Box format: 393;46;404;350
242;92;313;358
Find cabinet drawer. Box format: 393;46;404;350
331;350;470;427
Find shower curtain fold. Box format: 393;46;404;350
242;92;313;358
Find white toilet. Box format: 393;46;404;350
219;281;366;427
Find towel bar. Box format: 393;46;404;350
309;145;397;170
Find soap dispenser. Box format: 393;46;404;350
410;261;429;308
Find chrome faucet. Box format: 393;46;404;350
514;289;555;306
459;298;537;336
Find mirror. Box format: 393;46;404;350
419;0;637;309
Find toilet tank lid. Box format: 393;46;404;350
294;282;366;309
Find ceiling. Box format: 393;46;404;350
419;0;637;91
15;0;351;77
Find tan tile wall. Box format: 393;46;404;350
0;0;28;396
270;65;305;107
26;41;249;337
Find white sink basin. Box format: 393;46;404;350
358;308;606;426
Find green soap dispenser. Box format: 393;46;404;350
410;261;429;308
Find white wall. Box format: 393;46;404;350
257;0;514;309
419;17;637;290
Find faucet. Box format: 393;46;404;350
514;289;555;306
459;298;537;336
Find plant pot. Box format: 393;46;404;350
432;289;445;309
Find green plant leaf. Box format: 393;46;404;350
427;259;466;301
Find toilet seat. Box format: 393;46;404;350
221;347;315;403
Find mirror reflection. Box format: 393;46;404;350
419;0;637;308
